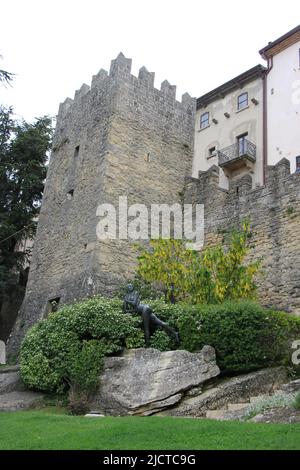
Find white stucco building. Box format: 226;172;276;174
260;25;300;174
193;66;266;189
193;24;300;187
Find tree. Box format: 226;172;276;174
0;69;14;85
136;239;193;302
137;222;261;304
0;55;14;85
0;106;53;307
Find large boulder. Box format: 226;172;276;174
0;366;24;395
91;346;220;416
0;366;44;411
0;391;45;411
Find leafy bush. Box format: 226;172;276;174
246;392;297;419
118;274;164;301
293;393;300;411
66;340;105;394
149;330;173;351
177;301;300;373
137;222;261;304
67;389;91;416
125;330;145;350
20;296;143;394
20;294;300;401
138;299;300;373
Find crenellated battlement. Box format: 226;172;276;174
7;51;300;358
109;52;132;77
57;52;196;118
7;51;197;357
74;83;90;101
58;97;74;117
160;79;177;100
138;66;155;87
189;158;299;199
91;69;109;89
184;158;300;314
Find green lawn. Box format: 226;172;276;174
0;410;299;450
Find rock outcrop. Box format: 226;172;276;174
162;367;288;417
0;366;44;411
91;346;220;416
250;407;300;424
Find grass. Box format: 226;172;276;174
0;409;300;450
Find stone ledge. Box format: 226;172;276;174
162;367;288;417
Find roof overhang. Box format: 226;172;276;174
259;24;300;60
196;65;266;110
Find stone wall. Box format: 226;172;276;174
184;158;300;314
7;53;196;355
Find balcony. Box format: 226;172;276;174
218;139;256;177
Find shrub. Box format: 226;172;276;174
20;296;143;394
136;222;261;304
20;295;300;398
139;299;300;374
149;330;173;351
67;388;91;416
118;274;164;301
246;392;296;419
66;340;105;393
293;393;300;411
176;301;300;373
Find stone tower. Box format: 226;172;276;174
8;53;196;354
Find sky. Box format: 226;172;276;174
0;0;300;122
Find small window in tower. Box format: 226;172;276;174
74;146;80;158
47;297;61;314
208;146;217;159
67;189;74;200
200;112;209;129
237;92;248;111
296;156;300;173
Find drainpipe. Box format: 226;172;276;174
262;56;273;185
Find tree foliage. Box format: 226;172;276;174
0;56;14;86
0;69;14;86
137;222;261;304
0;106;53;303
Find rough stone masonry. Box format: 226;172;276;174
184;160;300;314
7;53;300;356
7;53;196;355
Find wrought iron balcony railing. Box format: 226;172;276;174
218;139;256;167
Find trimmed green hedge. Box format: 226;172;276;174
20;297;143;393
147;299;300;373
20;296;300;395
